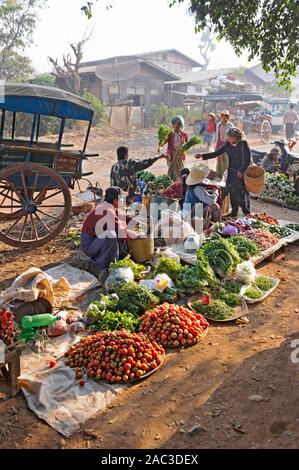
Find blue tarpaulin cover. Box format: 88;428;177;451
0;83;94;121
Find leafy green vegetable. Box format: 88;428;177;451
137;170;156;183
158;124;172;146
181;135;202;152
137;171;172;190
192;299;235;320
230;236;260;260
154;257;182;281
254;276;273;291
109;256;145;280
267;225;292;238
285;224;299;232
201;238;241;276
97;310;141;332
115;282;159;316
218;292;241;308
86;300;106;322
222;280;243;293
175;265;210;294
244;287;262;299
251;220;269;231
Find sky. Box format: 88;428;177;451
28;0;258;74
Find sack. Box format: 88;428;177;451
234;261;256;284
104;267;134;292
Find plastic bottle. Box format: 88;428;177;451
21;314;59;329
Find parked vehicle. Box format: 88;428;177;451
252;139;299;179
0;83;98;248
234;100;273;144
265;99;299;134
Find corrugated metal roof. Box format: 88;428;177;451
165;68;234;85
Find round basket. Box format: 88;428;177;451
127;236;155;263
244;165;265;194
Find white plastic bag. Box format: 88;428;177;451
155;210;195;245
156;247;180;263
234;261;256;284
105;267;134;292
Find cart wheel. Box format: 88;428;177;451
0;163;72;248
261;120;272;144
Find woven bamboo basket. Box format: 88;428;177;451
244;165;265;193
127;237;155;262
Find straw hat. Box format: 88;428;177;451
186;163;211;186
221;110;230;116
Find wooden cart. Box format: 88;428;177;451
0;83;99;248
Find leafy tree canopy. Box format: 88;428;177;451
169;0;299;90
0;0;46;81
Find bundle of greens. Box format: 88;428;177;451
254;276;273;291
222;280;243;293
201;238;241;277
196;250;219;288
251;220;269;231
97;310;141;333
218;292;241;308
175;265;211;294
137;170;156;183
115;282;159;316
152;175;172;190
137;171;172;190
109;256;145;280
181;135;202;153
192;299;235;321
230;236;260;260
267;225;292;238
285;223;299;232
158;124;172;146
153;256;182;281
244;286;262;299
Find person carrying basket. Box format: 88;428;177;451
195;128;251;218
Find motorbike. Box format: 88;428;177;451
251;139;299;179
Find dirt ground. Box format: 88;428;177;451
0;127;299;449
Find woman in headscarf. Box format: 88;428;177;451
215;110;234;178
196;128;251;217
165;115;188;181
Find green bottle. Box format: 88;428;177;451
18;314;60;341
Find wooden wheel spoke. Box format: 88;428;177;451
4;214;24;236
0;205;22;209
39;205;66;208
21;172;29;200
38;190;63;203
19;214;29;241
33;212;51;233
7;182;25;203
0;191;23;206
29;213;39;240
34;178;54;203
0;189;9;206
31;171;40;195
36;209;61;222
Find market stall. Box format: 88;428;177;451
1;209;299;437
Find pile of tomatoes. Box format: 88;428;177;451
64;329;165;384
140;303;209;348
0;308;15;346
